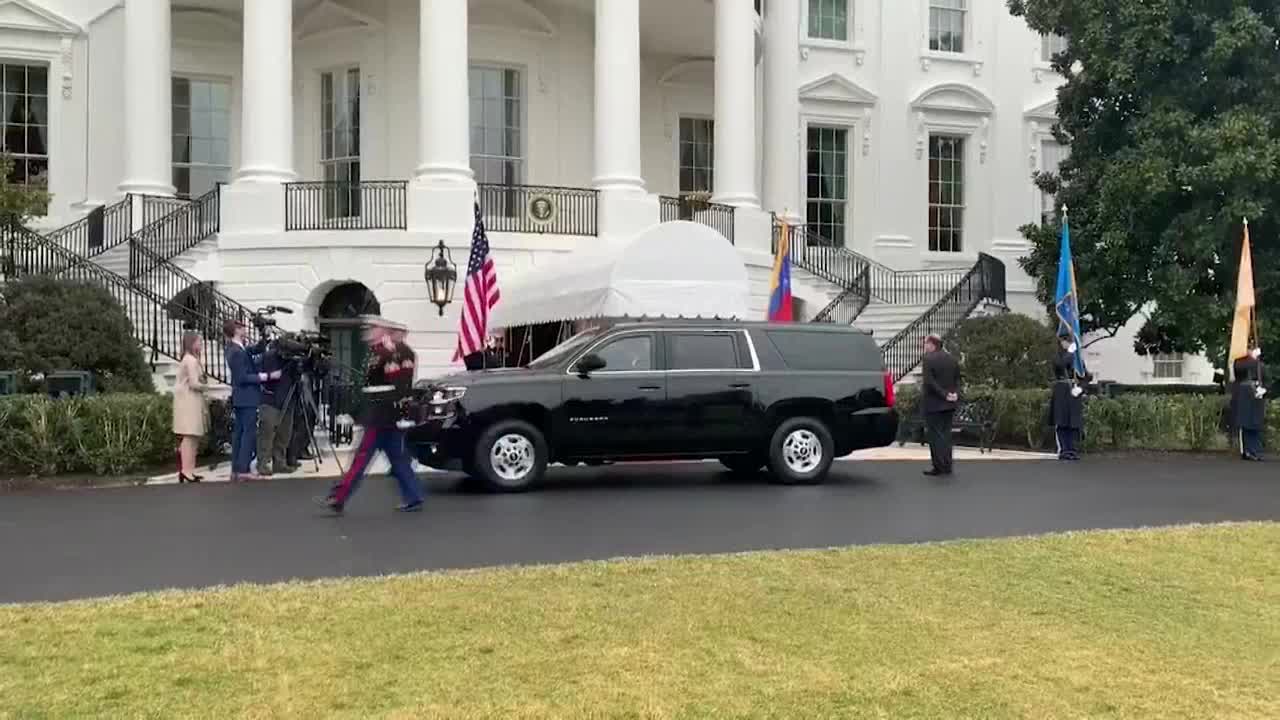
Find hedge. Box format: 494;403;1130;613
895;387;1280;453
3;390;1277;479
0;394;236;479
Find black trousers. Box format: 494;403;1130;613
924;410;954;473
1239;428;1263;459
1056;427;1080;459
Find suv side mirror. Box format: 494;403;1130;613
574;353;607;376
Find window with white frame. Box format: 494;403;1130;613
928;0;967;54
1041;33;1068;63
1;61;49;199
806;126;848;247
928;135;964;253
1039;139;1067;225
808;0;848;42
320;67;361;219
1153;352;1184;380
469;66;523;186
678;117;714;194
172;76;231;199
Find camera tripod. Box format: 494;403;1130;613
278;368;345;476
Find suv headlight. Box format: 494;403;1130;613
429;386;467;405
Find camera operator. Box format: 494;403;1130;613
223;318;276;483
256;341;299;477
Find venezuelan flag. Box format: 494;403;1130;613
768;222;794;322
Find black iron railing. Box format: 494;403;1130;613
3;221;245;383
658;195;736;244
133;187;220;262
879;253;1006;381
772;221;969;312
42;198;132;259
478;183;598;236
284;181;408;231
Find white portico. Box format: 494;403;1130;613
4;0;1200;383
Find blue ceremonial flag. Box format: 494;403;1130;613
1054;208;1086;375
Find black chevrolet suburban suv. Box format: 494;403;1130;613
407;321;898;491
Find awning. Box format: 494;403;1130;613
488;220;750;329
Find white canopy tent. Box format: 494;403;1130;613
487;221;750;329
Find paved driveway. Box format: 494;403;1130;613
1;457;1277;603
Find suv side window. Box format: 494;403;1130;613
593;334;654;372
667;332;743;371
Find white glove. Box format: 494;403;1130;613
1256;387;1267;399
1071;386;1084;398
1251;348;1262;359
1067;343;1078;354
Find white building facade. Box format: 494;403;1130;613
3;0;1205;383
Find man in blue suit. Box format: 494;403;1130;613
223;319;278;482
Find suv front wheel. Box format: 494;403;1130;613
767;417;834;485
473;420;549;493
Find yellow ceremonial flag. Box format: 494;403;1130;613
1228;219;1256;379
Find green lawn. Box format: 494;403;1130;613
2;524;1278;719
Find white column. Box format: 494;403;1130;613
593;0;644;191
119;0;173;196
763;0;801;220
237;0;295;183
713;0;760;208
415;0;472;184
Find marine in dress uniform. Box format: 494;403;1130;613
1048;337;1089;461
316;316;424;514
1229;349;1267;461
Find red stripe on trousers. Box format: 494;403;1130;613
332;429;378;503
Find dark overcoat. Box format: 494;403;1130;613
1047;350;1086;429
1229;357;1266;431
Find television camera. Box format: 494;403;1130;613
251;306;332;378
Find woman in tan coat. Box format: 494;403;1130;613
173;332;209;483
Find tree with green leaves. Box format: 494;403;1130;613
1008;0;1280;368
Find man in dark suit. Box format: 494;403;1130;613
921;334;961;476
223;319;278;482
1229;348;1267;461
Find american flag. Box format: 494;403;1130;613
453;202;500;361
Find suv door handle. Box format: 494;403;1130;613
638;385;662;391
729;383;752;389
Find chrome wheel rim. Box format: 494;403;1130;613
490;434;535;485
781;429;822;474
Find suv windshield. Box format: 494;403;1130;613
526;329;600;369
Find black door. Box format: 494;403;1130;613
662;330;761;454
557;332;666;458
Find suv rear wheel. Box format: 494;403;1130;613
474;420;549;493
767;417;834;485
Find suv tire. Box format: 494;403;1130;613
719;454;766;474
473;420;549;493
767;417;834;485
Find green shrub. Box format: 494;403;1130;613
896;386;1278;453
0;276;153;393
948;313;1061;389
0;394;176;477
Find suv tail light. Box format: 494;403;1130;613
883;371;896;407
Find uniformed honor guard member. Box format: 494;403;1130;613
1048;335;1088;461
1229;347;1267;461
316;316;425;514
